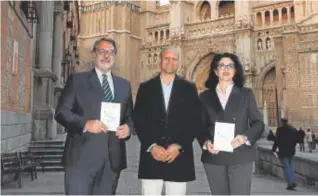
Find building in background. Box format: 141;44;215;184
78;0;318;131
1;1;80;152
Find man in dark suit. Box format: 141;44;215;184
272;118;298;190
55;38;133;195
133;47;207;195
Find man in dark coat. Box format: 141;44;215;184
272;118;298;190
133;47;207;195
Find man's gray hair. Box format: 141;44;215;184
159;47;180;59
92;37;117;55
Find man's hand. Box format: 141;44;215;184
116;124;130;139
205;140;219;154
84;120;107;133
231;135;247;149
166;144;180;163
151;145;169;162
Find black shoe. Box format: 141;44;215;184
286;185;297;190
292;183;297;188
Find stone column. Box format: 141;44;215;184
89;12;92;35
279;8;282;25
33;1;56;140
102;9;106;33
52;3;65;135
52;7;63;85
263;101;269;126
262;11;265;28
287;6;291;23
270;10;273;26
38;2;54;72
274;35;285;119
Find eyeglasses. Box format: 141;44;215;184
95;49;115;56
217;63;235;70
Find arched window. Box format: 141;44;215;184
256;12;262;26
166;29;170;39
290;6;295;22
273;9;279;23
160;30;164;40
149;32;153;42
282;7;288;24
265;11;270;26
155;31;158;41
200;1;211;21
218;0;235;18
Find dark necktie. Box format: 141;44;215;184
102;74;113;102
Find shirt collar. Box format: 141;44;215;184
95;67;112;79
160;75;175;86
216;82;234;95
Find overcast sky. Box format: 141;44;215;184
160;0;170;5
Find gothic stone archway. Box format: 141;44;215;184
189;53;214;92
262;67;278;127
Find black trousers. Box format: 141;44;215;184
64;133;120;195
204;162;253;195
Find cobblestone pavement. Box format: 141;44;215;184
2;135;318;195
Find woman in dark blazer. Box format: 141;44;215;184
199;53;264;195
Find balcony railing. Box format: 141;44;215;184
185;17;236;38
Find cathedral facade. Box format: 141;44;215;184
77;0;318;130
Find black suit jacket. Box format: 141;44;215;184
199;86;264;165
133;75;206;182
272;124;298;157
55;69;133;171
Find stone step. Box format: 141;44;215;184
29;145;64;150
33;154;63;161
29;150;64;156
36;165;64;172
41;160;63;167
29;141;64;146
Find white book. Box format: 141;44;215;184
213;122;235;153
100;102;121;131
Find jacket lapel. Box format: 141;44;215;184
153;75;167;115
224;86;242;113
223;86;242;121
206;89;223;114
204;86;242;122
166;76;181;115
88;69;104;102
112;75;121;103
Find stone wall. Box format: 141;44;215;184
1;2;33;152
1;112;32;152
257;146;318;186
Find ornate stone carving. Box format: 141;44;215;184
184;17;235;38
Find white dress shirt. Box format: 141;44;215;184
160;76;174;111
216;83;234;109
83;68;114;133
95;67;114;97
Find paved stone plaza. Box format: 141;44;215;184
2;136;318;195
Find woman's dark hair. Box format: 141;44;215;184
205;52;245;90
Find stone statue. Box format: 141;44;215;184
257;39;263;50
266;38;271;49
